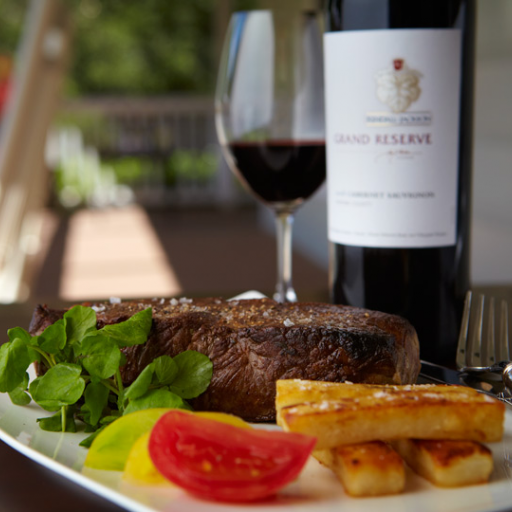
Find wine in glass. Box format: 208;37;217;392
215;9;325;302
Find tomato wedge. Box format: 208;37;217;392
148;410;316;502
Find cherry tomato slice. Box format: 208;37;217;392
148;410;316;502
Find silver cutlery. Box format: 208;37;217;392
455;291;512;402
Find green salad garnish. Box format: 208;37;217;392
0;305;213;445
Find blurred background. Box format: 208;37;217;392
0;0;509;307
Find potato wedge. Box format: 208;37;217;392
391;439;493;487
277;381;504;449
276;379;374;425
276;379;502;419
314;441;405;497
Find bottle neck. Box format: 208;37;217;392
326;0;474;32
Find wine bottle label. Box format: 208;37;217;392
324;29;462;248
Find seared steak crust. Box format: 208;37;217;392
29;297;420;422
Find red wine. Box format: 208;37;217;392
229;141;326;206
325;0;475;364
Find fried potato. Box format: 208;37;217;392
276;379;388;416
275;379;409;425
276;380;504;449
276;379;500;418
391;439;493;487
276;379;370;425
314;441;405;497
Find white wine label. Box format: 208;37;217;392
324;29;461;248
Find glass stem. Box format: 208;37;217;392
274;211;297;303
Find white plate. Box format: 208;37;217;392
1;389;512;512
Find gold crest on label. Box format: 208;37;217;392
375;58;422;113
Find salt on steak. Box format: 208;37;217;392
29;297;421;422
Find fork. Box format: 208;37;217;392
456;290;512;400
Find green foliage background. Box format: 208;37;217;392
0;0;28;54
0;0;257;96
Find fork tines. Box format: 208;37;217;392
456;291;510;371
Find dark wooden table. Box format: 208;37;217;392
0;441;125;512
0;286;511;512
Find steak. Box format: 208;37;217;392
29;297;420;422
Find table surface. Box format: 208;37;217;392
0;285;511;512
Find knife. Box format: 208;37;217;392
419;360;509;398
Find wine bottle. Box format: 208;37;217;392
324;0;475;364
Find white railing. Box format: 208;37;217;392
0;0;71;303
54;96;252;208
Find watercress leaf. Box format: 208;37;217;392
117;387;124;413
8;373;30;405
8;328;40;362
124;388;191;415
7;327;31;344
82;381;110;427
80;424;107;448
101;413;121;424
54;344;74;365
36;319;67;355
27;346;41;363
81;402;91;424
37;409;77;433
79;413;120;448
81;332;121;380
152;355;178;386
124;363;154;401
20;372;29;388
84;423;96;433
168;351;213;399
29;363;85;411
9;386;31;406
7;328;41;363
80;430;102;448
0;339;31;393
100;308;152;347
64;305;97;347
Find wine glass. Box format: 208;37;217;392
215;9;325;302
